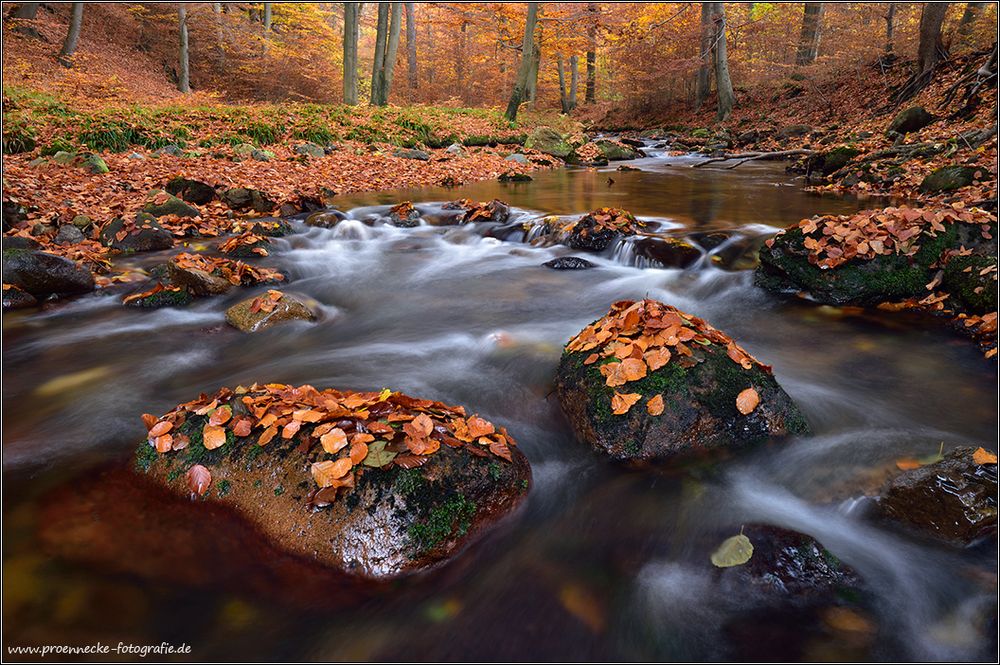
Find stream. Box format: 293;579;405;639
2;147;996;661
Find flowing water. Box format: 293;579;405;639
2;148;996;661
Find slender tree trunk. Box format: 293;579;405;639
343;2;358;104
569;54;579;111
212;3;226;67
404;2;418;89
885;3;896;53
917;2;950;74
456;20;467;100
711;3;734;121
958;2;986;39
371;3;388;104
12;3;39;19
57;3;84;68
505;2;540;121
694;2;713;111
585;2;597;103
526;18;541;107
371;3;401;106
178;4;191;93
795;3;824;65
558;55;570;113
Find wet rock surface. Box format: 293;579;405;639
225;290;316;332
100;214;175;253
2;248;95;297
878;446;997;546
3;283;38;310
555;299;808;463
543;256;597;270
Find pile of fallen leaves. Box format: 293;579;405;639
574;142;603;162
122;281;186;306
143;383;517;503
389;201;417;220
218;231;270;256
566;299;767;416
442;198;508;223
770;205;995;270
248;289;286;314
172;252;283;286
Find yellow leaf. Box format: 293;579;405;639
711;533;753;567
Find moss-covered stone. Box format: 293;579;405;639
887;106;934;135
2;248;95;297
142;190;200;218
100;213;175;253
555;336;807;464
919;165;981;194
755;224;961;306
943;253;997;314
224;291;316;332
524;126;575;159
593;139;640;161
809;145;860;176
122;284;194;309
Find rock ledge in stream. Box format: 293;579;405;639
134;383;532;581
557;208;646;252
878;446;997;546
555;299;807;463
755;206;996;306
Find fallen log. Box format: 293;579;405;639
692;149;815;169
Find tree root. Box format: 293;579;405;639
691;149;815;169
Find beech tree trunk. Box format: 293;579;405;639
12;3;39;19
526;18;541;107
370;2;402;106
343;2;359;104
58;3;84;68
958;2;986;39
711;2;734;121
212;3;225;67
585;2;597;103
178;4;191;93
795;2;824;65
694;2;713;111
917;2;950;74
885;3;896;53
504;2;540;121
404;2;418;89
569;54;579;111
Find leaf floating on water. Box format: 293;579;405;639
559;583;606;633
895;458;922;470
34;366;111;397
186;464;212;498
735;387;760;415
710;534;754;568
973;447;998;465
646;394;665;416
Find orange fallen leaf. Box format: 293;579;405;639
467;415;495;438
208;405;232;426
736;387;760;415
186;464;212;498
203;424;227;450
646;394;664;416
349;440;369;464
321;428;348;454
312;458;353;487
149;420;173;437
895;458;922;470
973;447;998;465
611;392;642;415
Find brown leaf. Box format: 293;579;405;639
203;424;227;450
321;428;349;454
186;464;212;497
646;394;664;416
736;388;760;415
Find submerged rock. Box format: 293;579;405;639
132;383;532;581
168;261;232;296
555;299;807;463
543;256;596;270
387;201;421;227
878;446;997;546
3;284;38;310
593;139;640;161
225;290;316;332
2;249;95;298
100;213;174;253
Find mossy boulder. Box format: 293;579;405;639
167;262;233;296
524;126;575;159
305;209;348;228
225;291;316;332
943;253;997;314
3;284;38;310
165;177;216;205
554;300;808;464
887;106;934;135
593;139;640;161
878;446;997;546
100;213;174;253
919;165;981;194
776;124;813;139
755;224;961;306
221;187;277;213
122;283;194;309
809;146;861;176
79;153;109;174
2;249;95;297
559;208;644;252
142;190;201;219
294;142;326;158
130;386;532;581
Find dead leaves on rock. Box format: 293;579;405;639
567;299;768;416
144;383;518;505
219;231;270;256
172;252;283;286
770;205;995;271
562;207;645;239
